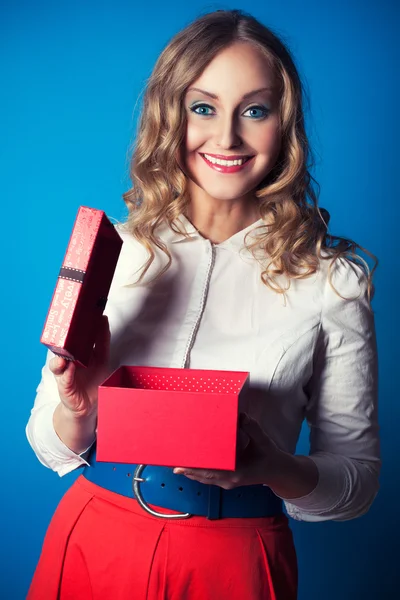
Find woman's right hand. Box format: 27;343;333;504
50;315;111;420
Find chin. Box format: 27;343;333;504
195;184;252;202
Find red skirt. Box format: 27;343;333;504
28;475;298;600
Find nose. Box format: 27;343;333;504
215;114;242;149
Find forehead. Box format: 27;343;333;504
187;42;276;97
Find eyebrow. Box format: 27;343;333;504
187;87;273;100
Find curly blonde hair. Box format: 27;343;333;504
123;9;376;299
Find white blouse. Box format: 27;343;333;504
26;216;380;522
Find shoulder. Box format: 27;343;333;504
315;256;373;333
282;255;370;314
317;254;370;302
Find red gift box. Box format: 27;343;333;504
96;366;250;470
40;206;123;367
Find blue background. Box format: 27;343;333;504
1;0;397;598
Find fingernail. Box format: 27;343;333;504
173;468;185;475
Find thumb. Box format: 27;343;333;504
49;356;76;393
49;356;69;376
239;413;270;447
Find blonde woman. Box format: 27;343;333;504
27;10;380;600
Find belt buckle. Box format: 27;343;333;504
133;464;193;519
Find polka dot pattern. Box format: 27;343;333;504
129;372;243;394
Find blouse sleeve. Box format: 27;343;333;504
25;350;92;476
281;258;381;522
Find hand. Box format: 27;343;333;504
49;315;111;419
173;414;286;489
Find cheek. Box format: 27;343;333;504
258;121;281;157
267;134;282;168
185;119;208;154
178;125;203;171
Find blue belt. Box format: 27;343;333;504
82;449;282;520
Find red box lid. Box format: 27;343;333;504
40;206;122;366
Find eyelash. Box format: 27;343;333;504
189;103;270;120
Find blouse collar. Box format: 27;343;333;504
159;214;267;255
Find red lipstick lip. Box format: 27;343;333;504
200;153;253;161
200;153;255;174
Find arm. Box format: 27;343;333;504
26;351;94;476
26;225;133;476
26;315;111;476
278;258;380;522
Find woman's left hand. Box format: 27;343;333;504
173;413;288;489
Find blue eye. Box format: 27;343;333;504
189;103;270;119
243;106;270;119
190;103;214;116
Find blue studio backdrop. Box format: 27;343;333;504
1;1;397;598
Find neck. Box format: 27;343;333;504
185;187;261;244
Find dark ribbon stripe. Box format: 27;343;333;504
58;266;86;283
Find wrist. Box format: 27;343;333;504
54;403;97;455
58;401;97;423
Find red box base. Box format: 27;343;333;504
97;366;249;470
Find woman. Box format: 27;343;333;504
26;9;380;600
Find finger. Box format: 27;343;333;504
50;357;77;397
59;360;76;390
174;468;218;482
182;472;213;484
178;470;239;490
49;356;69;376
180;471;217;485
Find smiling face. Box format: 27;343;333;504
182;42;282;207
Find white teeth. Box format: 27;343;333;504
203;153;249;167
